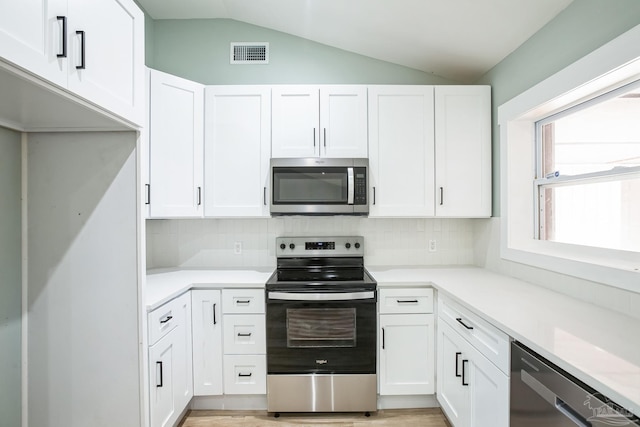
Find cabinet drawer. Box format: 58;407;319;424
148;292;188;346
223;355;266;394
379;288;433;314
223;314;266;355
222;289;265;314
438;296;510;374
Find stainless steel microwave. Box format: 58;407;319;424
270;158;369;215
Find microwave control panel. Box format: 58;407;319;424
354;167;367;205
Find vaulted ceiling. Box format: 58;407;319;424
137;0;574;82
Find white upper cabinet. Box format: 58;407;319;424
272;85;367;158
0;0;67;87
204;86;271;217
0;0;145;126
148;69;204;218
434;86;491;217
368;85;435;217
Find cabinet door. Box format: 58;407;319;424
204;86;271;217
319;86;368;158
437;320;470;427
271;86;319;158
191;290;223;396
149;69;204;218
67;0;145;125
172;293;193;412
149;332;176;427
468;345;509;427
434;86;491;217
368;86;435;217
0;0;67;87
379;313;435;395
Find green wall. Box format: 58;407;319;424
0;126;21;427
149;18;456;85
477;0;640;215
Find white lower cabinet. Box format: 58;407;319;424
191;290;223;396
148;292;193;427
222;289;267;395
378;287;435;395
436;296;509;427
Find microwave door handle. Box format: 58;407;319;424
347;167;354;205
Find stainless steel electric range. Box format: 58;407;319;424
265;236;377;415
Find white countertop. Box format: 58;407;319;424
145;265;640;416
368;266;640;418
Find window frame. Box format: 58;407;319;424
498;24;640;292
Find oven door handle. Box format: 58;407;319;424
268;291;375;301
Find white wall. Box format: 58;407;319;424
0;127;21;427
27;132;141;427
146;217;476;269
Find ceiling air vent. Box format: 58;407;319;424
230;42;269;64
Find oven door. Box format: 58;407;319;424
266;289;376;375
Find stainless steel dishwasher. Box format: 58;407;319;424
511;341;640;427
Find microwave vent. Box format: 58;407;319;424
230;42;269;64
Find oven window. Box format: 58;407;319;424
286;308;356;348
273;167;347;204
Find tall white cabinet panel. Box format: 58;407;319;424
0;0;67;87
173;294;193;412
204;86;271;217
149;333;176;427
271;85;367;158
437;319;468;427
191;290;223;396
379;313;435;395
319;86;368;158
368;86;435;217
149;69;204;218
434;86;491;217
271;86;319;158
66;0;145;124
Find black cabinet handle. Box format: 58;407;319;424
440;187;444;205
238;372;252;377
456;317;474;330
197;186;202;205
145;184;151;205
382;327;385;350
397;299;418;304
263;187;267;206
212;303;217;325
462;359;469;386
156;361;163;387
323;128;327;147
56;16;67;58
159;315;173;324
455;352;462;377
236;299;250;305
76;30;85;69
373;187;376;205
237;332;252;337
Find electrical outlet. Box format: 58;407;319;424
428;239;437;252
234;241;242;255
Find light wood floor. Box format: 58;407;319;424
178;408;452;427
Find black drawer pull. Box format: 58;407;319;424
237;332;252;337
456;317;474;330
236;299;251;304
462;359;469;386
213;303;217;325
455;352;462;377
397;299;418;304
159;315;173;324
381;328;385;350
238;372;252;377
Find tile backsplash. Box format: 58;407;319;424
146;217;476;269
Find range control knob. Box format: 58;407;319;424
345;243;351;249
289;243;295;250
279;243;286;250
355;242;361;249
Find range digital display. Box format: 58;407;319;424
305;241;335;250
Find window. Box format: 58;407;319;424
498;23;640;292
535;81;640;252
